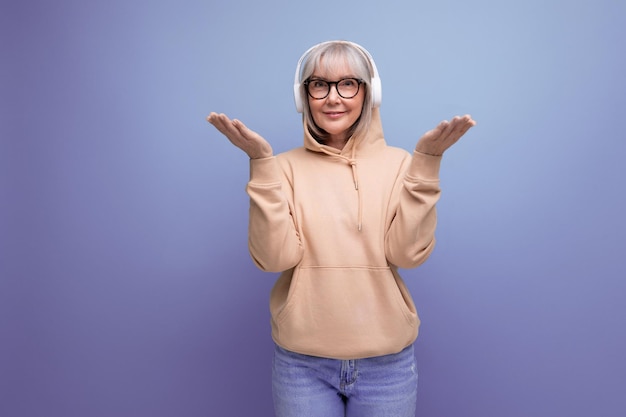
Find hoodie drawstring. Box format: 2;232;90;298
319;145;363;231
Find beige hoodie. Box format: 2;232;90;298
246;108;442;359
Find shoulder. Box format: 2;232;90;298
369;144;412;164
384;145;411;158
276;147;310;165
274;147;313;176
277;146;308;159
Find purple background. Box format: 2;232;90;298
2;0;625;416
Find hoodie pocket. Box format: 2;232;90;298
272;266;418;356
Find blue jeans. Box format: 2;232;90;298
272;344;418;417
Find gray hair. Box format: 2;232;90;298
298;41;375;143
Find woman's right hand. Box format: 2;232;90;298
207;112;273;159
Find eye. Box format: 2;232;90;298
340;79;356;87
311;80;327;89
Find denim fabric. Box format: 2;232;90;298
272;344;418;417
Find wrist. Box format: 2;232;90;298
414;146;442;157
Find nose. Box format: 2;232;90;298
326;83;341;101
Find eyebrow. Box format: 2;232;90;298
309;75;357;81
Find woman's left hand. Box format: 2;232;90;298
415;114;476;156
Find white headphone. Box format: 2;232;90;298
293;40;382;113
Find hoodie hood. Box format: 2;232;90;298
302;107;386;230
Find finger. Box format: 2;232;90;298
209;118;231;136
455;114;476;128
209;113;240;138
457;116;476;135
232;119;250;136
436;119;456;140
207;112;226;129
446;115;476;138
233;119;262;143
207;112;229;127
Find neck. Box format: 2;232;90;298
325;138;347;150
325;132;350;150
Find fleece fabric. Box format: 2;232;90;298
246;108;442;360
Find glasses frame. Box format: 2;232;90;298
304;78;364;100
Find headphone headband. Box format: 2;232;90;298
293;41;382;113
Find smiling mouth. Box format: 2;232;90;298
324;111;345;118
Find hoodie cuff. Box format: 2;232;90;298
408;151;442;180
249;156;281;184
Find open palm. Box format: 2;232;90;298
207;112;273;159
415;115;476;156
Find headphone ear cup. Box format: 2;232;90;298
294;82;303;113
370;76;382;108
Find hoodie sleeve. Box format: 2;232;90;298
246;156;304;272
385;151;442;269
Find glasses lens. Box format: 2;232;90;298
337;79;360;98
307;80;329;99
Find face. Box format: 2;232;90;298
307;58;365;146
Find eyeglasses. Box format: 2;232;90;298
304;78;364;100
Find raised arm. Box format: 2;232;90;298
206;112;302;272
386;115;476;268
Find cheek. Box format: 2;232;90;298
308;97;322;110
308;101;324;122
355;92;366;111
349;100;365;121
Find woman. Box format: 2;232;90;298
207;40;475;417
